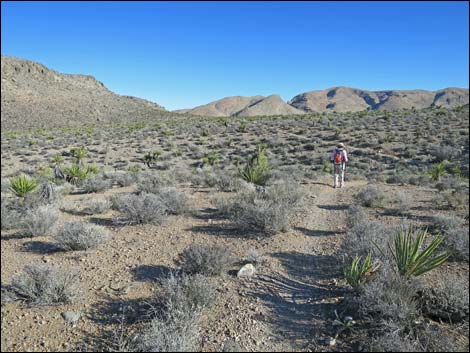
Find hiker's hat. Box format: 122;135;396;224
337;142;345;148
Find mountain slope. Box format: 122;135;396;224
288;86;469;112
175;95;305;117
236;94;305;116
1;55;168;131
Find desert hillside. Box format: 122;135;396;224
288;86;469;112
1;56;169;131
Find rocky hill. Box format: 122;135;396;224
1;55;168;131
174;95;305;117
288;86;469;112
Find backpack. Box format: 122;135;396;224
334;149;343;164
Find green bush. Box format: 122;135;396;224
238;145;272;186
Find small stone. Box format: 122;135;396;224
61;311;82;325
328;338;336;346
237;264;256;278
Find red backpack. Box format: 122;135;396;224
334;149;343;164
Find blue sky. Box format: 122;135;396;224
2;1;469;110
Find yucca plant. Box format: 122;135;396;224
389;227;449;279
202;152;219;166
428;162;447;182
70;147;86;166
238;147;271;186
64;164;89;185
9;175;38;197
143;151;161;168
343;253;377;288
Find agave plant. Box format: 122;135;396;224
343;253;378;288
64;164;89;185
9;175;38;197
389;227;449;279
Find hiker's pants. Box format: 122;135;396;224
334;163;345;187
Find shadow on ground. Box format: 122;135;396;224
245;251;345;346
294;227;345;237
131;264;173;283
22;241;63;254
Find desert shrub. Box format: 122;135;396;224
391;191;412;215
366;331;422;352
356;185;386;208
137;311;200;352
136;173;173;194
113;171;137;187
8;264;80;305
22;205;60;237
137;273;215;352
429;145;458;163
417;274;469;322
178;244;233;276
160;272;216;313
226;180;303;235
151;187;191;215
1;197;23;230
433;188;469;211
213;171;247;192
53;221;109;251
112;192;168;224
342;218;392;259
82;200;112;215
346;204;368;228
356;269;419;331
9;174;38;197
431;213;468;261
443;227;469;262
244;248;266;266
418;324;461;352
81;175;113;193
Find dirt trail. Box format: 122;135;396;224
239;177;367;351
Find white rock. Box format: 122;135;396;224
237;264;256;278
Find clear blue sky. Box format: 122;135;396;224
2;1;469;110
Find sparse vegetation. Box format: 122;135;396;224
7;264;80;306
178;244;233;276
53;221;109;250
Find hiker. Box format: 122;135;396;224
330;142;348;188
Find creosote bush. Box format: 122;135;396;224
226;180;303;235
8;264;80;305
137;272;216;352
178;244;233;276
356;184;386;208
22;205;60;237
112;192;168;225
53;221;109;250
418;274;469;322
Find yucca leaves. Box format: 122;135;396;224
238;148;271;186
9;175;38;197
428;162;447;181
343;253;377;288
389;228;449;279
64;164;89;185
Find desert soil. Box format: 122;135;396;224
1;174;367;352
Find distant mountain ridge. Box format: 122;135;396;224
1;55;168;131
1;55;468;131
288;86;469;113
179;86;469;117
